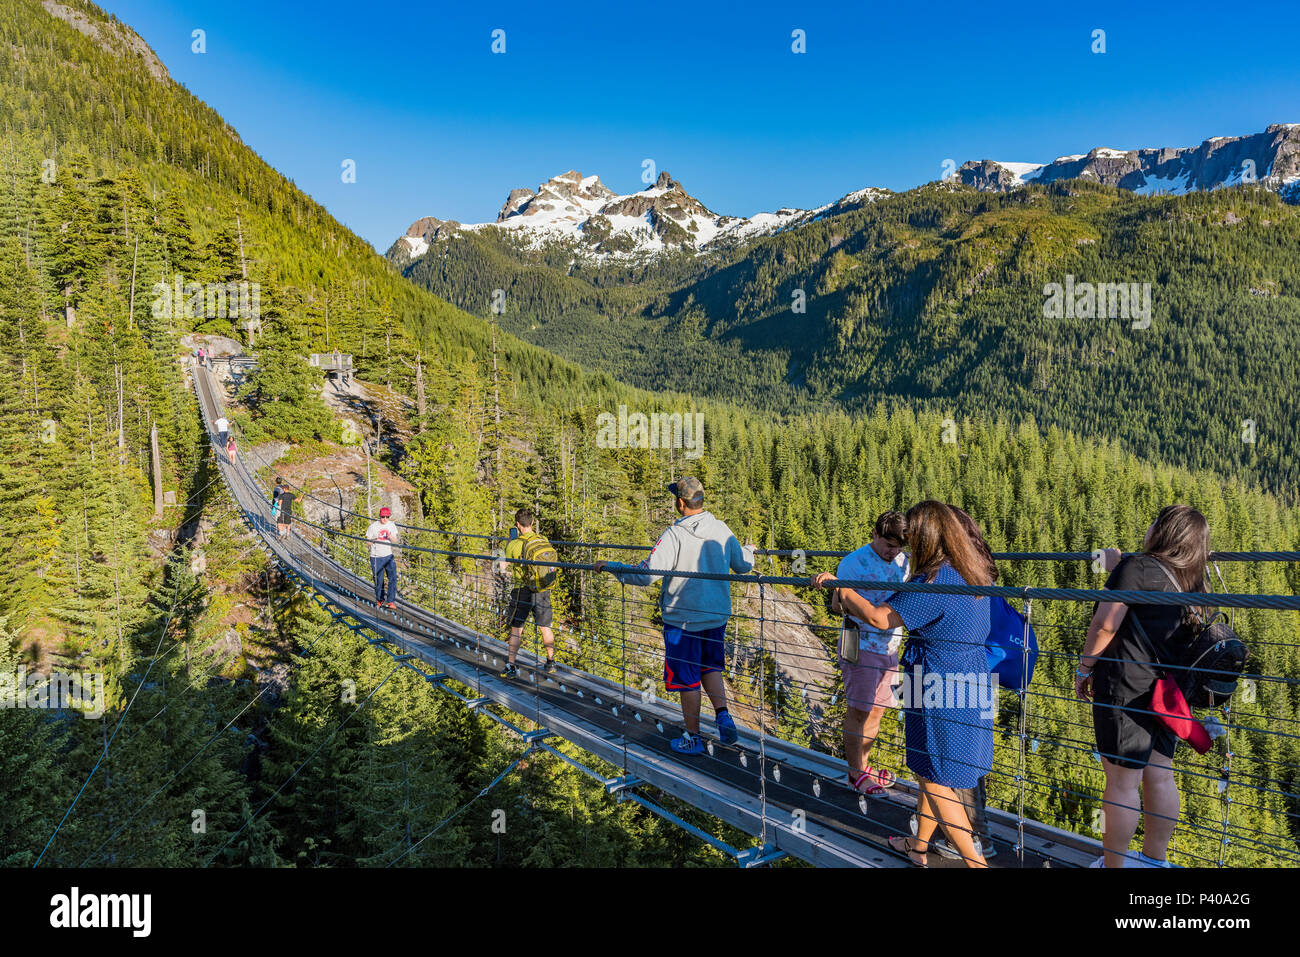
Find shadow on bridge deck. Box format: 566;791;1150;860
194;363;1100;869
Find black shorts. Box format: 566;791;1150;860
1092;670;1177;770
507;587;552;629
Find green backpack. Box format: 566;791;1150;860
520;533;558;592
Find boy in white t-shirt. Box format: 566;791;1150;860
833;511;909;795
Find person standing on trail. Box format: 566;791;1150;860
276;485;295;538
498;508;558;679
594;477;755;755
215;414;229;449
365;506;401;609
831;511;909;797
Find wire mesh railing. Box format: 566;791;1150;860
248;498;1300;866
196;364;1300;869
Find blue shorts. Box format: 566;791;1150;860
663;624;727;691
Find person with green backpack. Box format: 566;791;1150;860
499;508;558;679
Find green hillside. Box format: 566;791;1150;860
3;0;1298;867
401;181;1300;495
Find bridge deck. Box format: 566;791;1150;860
194;363;1101;868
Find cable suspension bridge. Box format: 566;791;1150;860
191;361;1300;869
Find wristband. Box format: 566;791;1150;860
1076;665;1093;679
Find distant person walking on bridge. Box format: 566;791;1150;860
215;414;229;449
814;500;993;867
275;485;295;538
595;477;755;755
832;511;909;796
270;479;284;524
366;506;401;609
225;434;237;465
1076;504;1210;869
498;509;558;679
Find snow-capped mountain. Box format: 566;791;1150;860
387;170;889;263
958;124;1300;196
389;125;1300;266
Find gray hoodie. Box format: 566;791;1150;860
609;511;755;630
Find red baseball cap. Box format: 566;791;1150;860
379;506;391;517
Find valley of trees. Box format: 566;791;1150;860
403;177;1300;497
2;0;1298;868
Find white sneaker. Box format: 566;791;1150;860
1090;851;1141;868
1133;851;1179;868
934;837;984;861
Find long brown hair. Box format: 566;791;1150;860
946;504;999;584
1144;505;1211;617
904;500;993;588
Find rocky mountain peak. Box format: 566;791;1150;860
390;169;889;263
497;188;536;222
958;125;1300;198
42;0;170;82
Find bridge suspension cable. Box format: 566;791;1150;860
189;362;1300;868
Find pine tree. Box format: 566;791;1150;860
237;312;335;443
0;618;73;866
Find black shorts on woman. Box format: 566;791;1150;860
1092;555;1192;769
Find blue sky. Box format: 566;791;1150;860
101;0;1300;251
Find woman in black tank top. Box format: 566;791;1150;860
1076;505;1210;869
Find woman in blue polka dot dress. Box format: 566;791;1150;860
814;500;995;868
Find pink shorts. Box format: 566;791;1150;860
841;651;900;712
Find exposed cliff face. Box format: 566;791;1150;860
956;159;1025;192
496;170;616;223
41;0;171;82
387;216;462;260
960;124;1300;197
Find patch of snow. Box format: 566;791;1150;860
718;206;813;240
840;187;886;204
402;236;428;258
1133;169;1192;195
1093;148;1130;158
992;161;1045;184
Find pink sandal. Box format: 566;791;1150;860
849;766;896;795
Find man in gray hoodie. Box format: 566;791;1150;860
595;477;755;754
